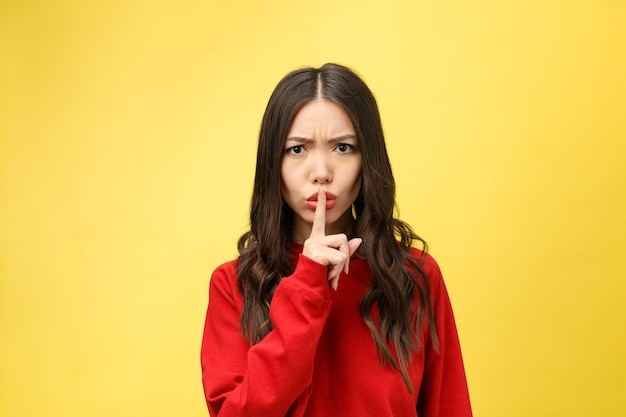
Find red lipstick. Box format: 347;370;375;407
306;191;337;210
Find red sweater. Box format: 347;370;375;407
201;245;472;417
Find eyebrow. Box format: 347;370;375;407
284;134;358;144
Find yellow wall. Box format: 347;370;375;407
2;1;625;416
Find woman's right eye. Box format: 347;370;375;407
286;145;304;155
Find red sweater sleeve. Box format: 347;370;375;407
201;254;332;417
417;256;473;417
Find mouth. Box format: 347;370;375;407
305;191;337;210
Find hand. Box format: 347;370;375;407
302;186;362;290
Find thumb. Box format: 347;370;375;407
348;238;362;257
343;238;363;276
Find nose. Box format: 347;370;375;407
309;152;332;184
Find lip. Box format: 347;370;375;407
306;191;337;202
306;191;337;210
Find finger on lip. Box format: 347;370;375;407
310;186;326;237
317;187;327;204
307;190;336;201
315;188;326;220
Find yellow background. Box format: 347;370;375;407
2;1;625;416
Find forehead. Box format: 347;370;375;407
287;99;355;137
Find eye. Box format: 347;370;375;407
336;143;355;153
285;145;304;155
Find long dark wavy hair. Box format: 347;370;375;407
236;63;438;391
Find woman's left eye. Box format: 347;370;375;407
336;144;354;153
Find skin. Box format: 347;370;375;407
281;99;363;289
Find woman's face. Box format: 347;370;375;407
281;99;363;242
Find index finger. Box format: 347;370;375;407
310;186;326;238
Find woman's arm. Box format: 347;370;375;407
201;255;332;417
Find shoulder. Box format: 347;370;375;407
211;259;238;279
408;247;444;286
209;259;240;298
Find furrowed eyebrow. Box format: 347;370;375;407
328;134;357;144
284;136;314;144
284;134;357;145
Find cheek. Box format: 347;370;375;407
280;163;297;199
351;162;363;190
352;175;363;199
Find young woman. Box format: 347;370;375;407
201;63;472;417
